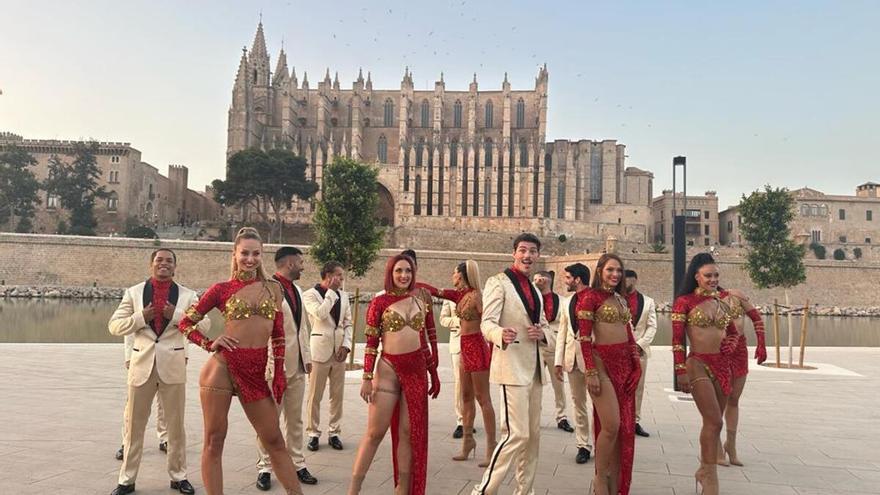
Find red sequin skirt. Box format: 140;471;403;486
383;349;429;495
689;351;733;396
592;342;636;495
220;347;271;403
730;335;749;379
460;332;492;372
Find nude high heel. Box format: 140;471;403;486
724;429;743;466
478;440;497;467
452;433;476;461
694;462;719;495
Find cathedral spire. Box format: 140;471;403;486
302;71;309;89
234;47;249;89
273;49;289;85
357;67;364;81
250;21;268;61
324;68;331;83
333;71;340;89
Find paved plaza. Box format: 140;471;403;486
0;344;877;494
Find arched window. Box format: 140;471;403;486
800;204;810;216
519;139;528;168
421;100;430;127
516;98;525;128
416;138;425;167
377;136;388;163
484;139;493;168
384;99;394;127
107;192;119;211
820;204;828;216
453;100;463;128
484;100;494;128
450;140;459;168
347;102;353;126
811;204;819;216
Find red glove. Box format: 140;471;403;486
429;341;439;369
720;335;739;356
755;332;767;364
428;367;441;399
272;362;286;404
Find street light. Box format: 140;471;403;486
672;155;687;391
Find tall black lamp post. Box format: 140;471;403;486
672;156;687;391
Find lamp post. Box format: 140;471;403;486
672;156;687;391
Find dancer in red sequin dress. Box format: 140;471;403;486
671;253;740;495
348;254;440;495
426;260;497;467
178;228;303;495
577;254;641;495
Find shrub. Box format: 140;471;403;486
832;248;846;261
810;242;826;260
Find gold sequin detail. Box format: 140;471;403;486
675;363;687;370
670;312;687;322
724;296;744;319
381;308;425;333
687;307;732;330
695;288;718;297
185;306;204;323
577;310;594;321
455;291;480;321
595;303;632;324
364;325;380;337
364;347;378;355
672;345;686;352
224;294;277;321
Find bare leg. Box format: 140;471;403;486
198;358;234;495
349;359;400;494
395;389;412;495
724;375;747;466
470;369;497;467
687;359;725;495
589;371;620;495
453;366;476;461
242;397;303;495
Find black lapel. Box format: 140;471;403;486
142;279;156;332
504;268;540;325
274;275;295;318
314;284;342;327
161;282;179;331
292;284;304;328
569;295;579;335
632;292;645;328
549;293;560;322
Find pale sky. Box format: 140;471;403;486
1;0;877;209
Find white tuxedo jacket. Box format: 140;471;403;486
109;280;208;386
630;292;658;358
276;279;311;379
302;286;353;363
554;295;587;373
481;271;552;386
440;299;461;355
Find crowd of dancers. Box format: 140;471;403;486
108;228;766;495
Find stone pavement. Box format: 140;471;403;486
0;344;877;495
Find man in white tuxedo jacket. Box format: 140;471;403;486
108;249;205;495
624;269;657;438
533;270;574;433
472;234;552;495
554;263;596;465
256;246;317;489
303;261;353;452
440;298;466;437
116;333;170;461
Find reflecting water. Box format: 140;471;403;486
1;299;878;347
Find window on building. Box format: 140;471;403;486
704;210;709;219
868;210;873;221
416;138;424;167
484;100;493;128
107;193;119;212
839;235;847;243
800;204;810;216
516;98;525;128
811;204;819;216
453;100;462;128
811;229;821;243
110;156;120;164
383;99;394;127
727;220;733;232
704;225;710;235
519;139;528;168
819;204;828;216
450;140;458;168
704;238;710;246
839;208;846;220
46;193;60;209
377;136;387;163
866;238;872;244
347;102;353;126
685;209;701;218
420;99;430;127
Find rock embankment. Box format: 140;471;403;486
0;285;124;299
654;302;880;317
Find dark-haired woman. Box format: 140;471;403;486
348;254;440;495
425;260;497;466
178;227;303;495
671;253;740;495
577;254;641;495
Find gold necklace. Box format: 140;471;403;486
235;270;257;282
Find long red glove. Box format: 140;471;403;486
720;322;739;356
747;308;768;364
271;310;286;403
671;297;689;376
428;366;440;399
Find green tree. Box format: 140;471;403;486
311;157;384;278
43;142;108;236
810;242;826;259
124;216;157;239
738;185;806;367
832;248;846;261
212;148;317;242
0;144;41;232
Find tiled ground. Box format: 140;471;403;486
0;344;877;494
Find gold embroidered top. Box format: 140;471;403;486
455;290;480;321
595;302;632;324
381;308;426;333
686;306;733;329
223;294;277;321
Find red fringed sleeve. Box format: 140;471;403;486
271;308;286;403
179;283;222;352
576;291;599;373
362;297;384;380
671;296;689;376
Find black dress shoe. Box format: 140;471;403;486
110;484;135;495
170;479;195;494
256;472;271;491
329;435;344;450
297;468;318;484
635;423;651;438
557;419;575;433
453;425;464;438
575;447;592;464
115;445;124;461
307;436;319;451
159;441;168;453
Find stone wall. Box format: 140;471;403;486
2;233;879;307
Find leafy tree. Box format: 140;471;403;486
738;185;806;367
649;241;667;254
124;216;157;239
832;248;846;261
43;142;108;236
311;157;384;278
809;242;826;260
853;247;862;259
0;144;41;232
212;148;317;243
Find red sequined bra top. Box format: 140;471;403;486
362;288;437;378
670;289;738;375
178;277;284;352
576;287;636;373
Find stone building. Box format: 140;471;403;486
651;190;719;246
0;132;221;235
721;183;880;258
226;23;654;244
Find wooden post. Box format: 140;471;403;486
798;299;810;368
773;299;781;368
348;288;361;368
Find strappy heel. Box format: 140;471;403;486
453;433;476;461
694;462;719;495
724;429;743;466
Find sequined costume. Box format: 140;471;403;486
362;289;436;495
671;289;740;396
179;277;286;404
431;287;492;372
577;287;641;495
729;298;767;378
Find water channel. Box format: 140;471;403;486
2;299;879;347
